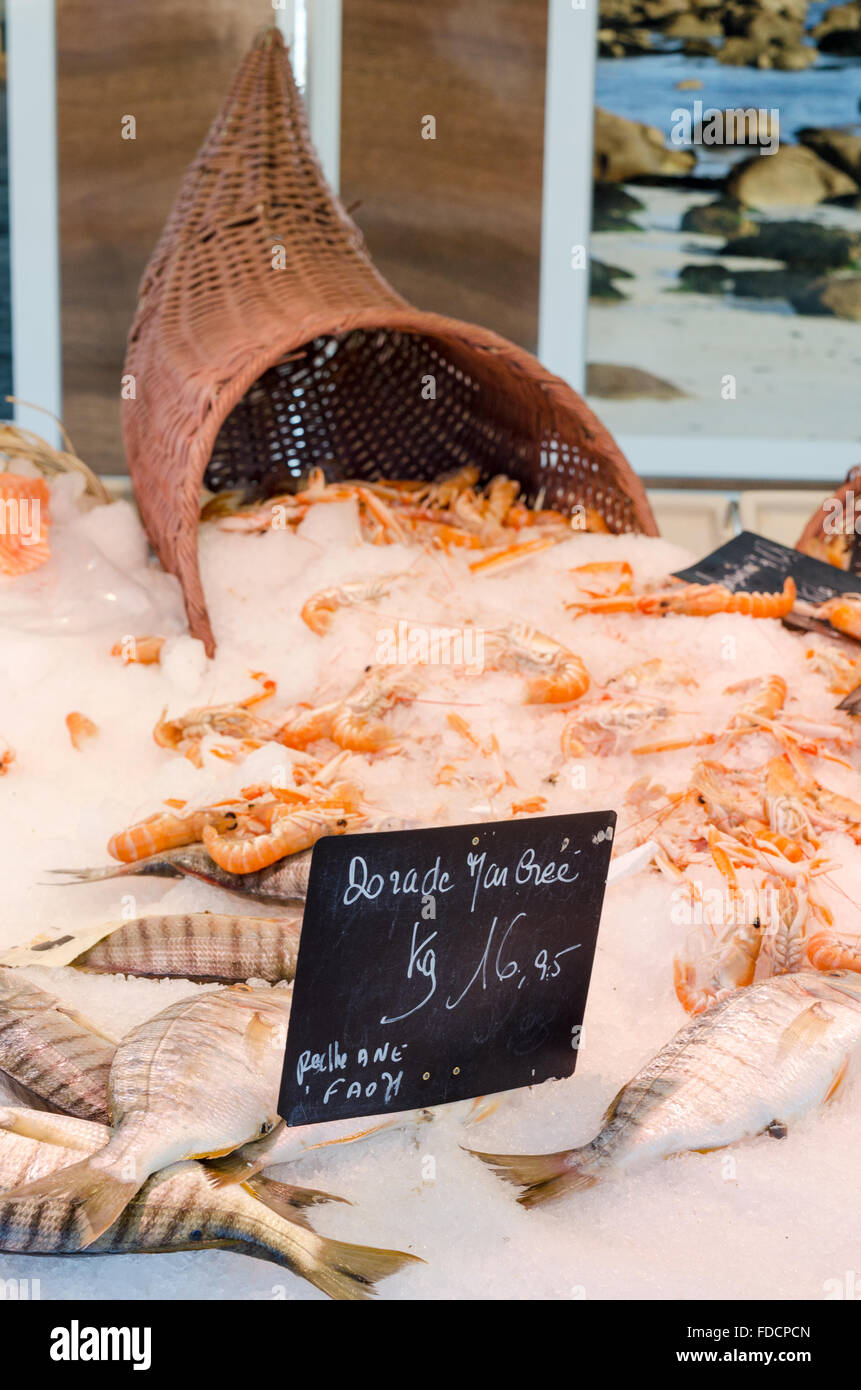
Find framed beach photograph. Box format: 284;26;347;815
584;0;861;483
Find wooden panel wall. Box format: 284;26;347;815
340;0;547;355
56;1;548;472
56;0;273;472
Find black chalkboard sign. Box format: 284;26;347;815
278;812;616;1126
673;531;860;607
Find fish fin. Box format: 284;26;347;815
825;1055;850;1104
465;1146;601;1207
600;1084;627;1126
244;1174;350;1226
0;1157;139;1249
201;1124;282;1188
777;1002;834;1060
44;859;184;885
465;1096;503;1126
307;1118;400;1150
294;1230;424;1301
244;1011;282;1070
54;1004;119;1046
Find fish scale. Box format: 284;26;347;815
72;911;303;983
0;969;113;1122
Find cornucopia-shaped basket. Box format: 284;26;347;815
123;26;657;655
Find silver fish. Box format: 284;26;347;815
70;912;303;983
471;970;861;1206
3;984;293;1247
0;968;114;1122
0;1108;420;1299
49;844;313;905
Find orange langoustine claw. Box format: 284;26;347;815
0;474;51;576
569;560;633;598
66;712;98;750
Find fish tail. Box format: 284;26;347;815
45;865;130;884
244;1174;349;1228
1;1156;141;1248
46;858;183;885
466;1145;603;1207
282;1224;423;1301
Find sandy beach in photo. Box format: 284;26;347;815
588;7;861;448
587;185;861;441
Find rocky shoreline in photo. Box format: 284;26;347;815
599;0;861;67
586;178;861;432
588;0;861;407
591;108;861;330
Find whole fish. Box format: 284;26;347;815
70;912;303;984
0;968;114;1122
49;844;313;906
470;970;861;1207
3;983;293;1248
0;1108;420;1299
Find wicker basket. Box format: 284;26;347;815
796;467;861;569
123;26;657;655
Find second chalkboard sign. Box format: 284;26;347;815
279;811;616;1126
673;530;860;607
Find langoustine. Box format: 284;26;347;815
153;670;278;766
486;624;590;704
567;575;797;620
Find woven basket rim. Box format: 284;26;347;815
147;304;658;535
123;23;658;656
